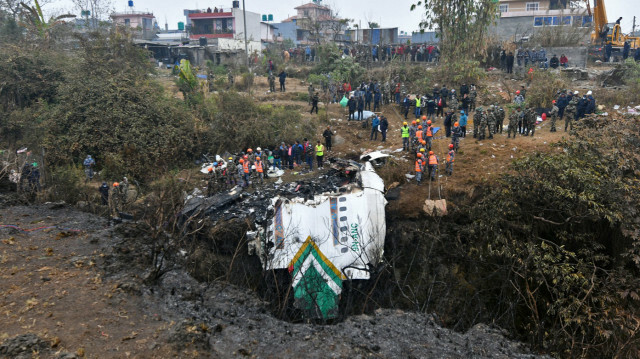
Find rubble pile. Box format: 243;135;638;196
181;158;363;227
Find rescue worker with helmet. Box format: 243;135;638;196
415;153;424;185
427;150;439;181
401;121;410;151
446;144;455;176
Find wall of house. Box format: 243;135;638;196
232;9;261;42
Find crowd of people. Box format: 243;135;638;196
202;127;336;193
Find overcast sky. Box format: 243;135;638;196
49;0;640;34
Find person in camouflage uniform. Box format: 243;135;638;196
526;108;537;137
268;73;276;92
469;85;477;111
548;100;559;132
496;104;505;134
487;105;496;139
449;90;459;111
564;95;579;132
508;107;521;138
476;107;488;140
473;106;482;138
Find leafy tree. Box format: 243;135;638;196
411;0;498;61
42;30;197;181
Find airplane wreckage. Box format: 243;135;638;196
181;155;389;319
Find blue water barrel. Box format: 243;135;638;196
128;1;133;7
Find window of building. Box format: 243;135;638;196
499;4;508;13
124;18;130;26
303;10;309;17
561;16;572;25
526;2;539;11
534;17;543;26
582;16;593;27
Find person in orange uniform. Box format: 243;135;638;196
446;144;455;176
427;150;439;181
425;120;434;150
241;156;251;187
415;153;424;185
255;157;264;184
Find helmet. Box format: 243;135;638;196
256;157;261;160
454;122;459;127
574;90;579;95
247;148;253;152
113;182;119;187
421;115;427;120
516;90;520;94
417;153;423;158
552;100;556;104
256;147;261;151
411;121;416;125
418;125;423;130
213;162;218;166
228;157;233;160
208;167;213;173
586;90;592;95
243;155;248;159
449;144;454;149
460;110;465;114
427;120;432;125
403;121;408;125
420;148;425;152
239;159;244;163
416;119;421;123
429;151;434;155
421;140;426;145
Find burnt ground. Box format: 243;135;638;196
0;201;550;359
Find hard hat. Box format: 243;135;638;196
586;90;592;95
552;100;556;104
574;90;579;95
208;167;213;172
256;157;261;160
239;159;244;163
113;182;119;187
228;157;233;160
460;110;464;114
417;153;423;158
416;119;421;123
421;140;426;145
449;144;454;149
420;148;425;152
257;147;261;151
243;155;248;159
516;90;520;94
213;162;218;166
247;148;253;152
411;121;416;125
403;121;408;125
418;125;423;130
427;120;432;125
32;162;38;167
429;151;434;155
421;115;427;120
454;122;459;127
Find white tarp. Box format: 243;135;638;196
252;165;387;280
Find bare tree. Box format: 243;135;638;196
70;0;113;28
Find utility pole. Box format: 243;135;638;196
242;0;249;69
633;16;637;35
